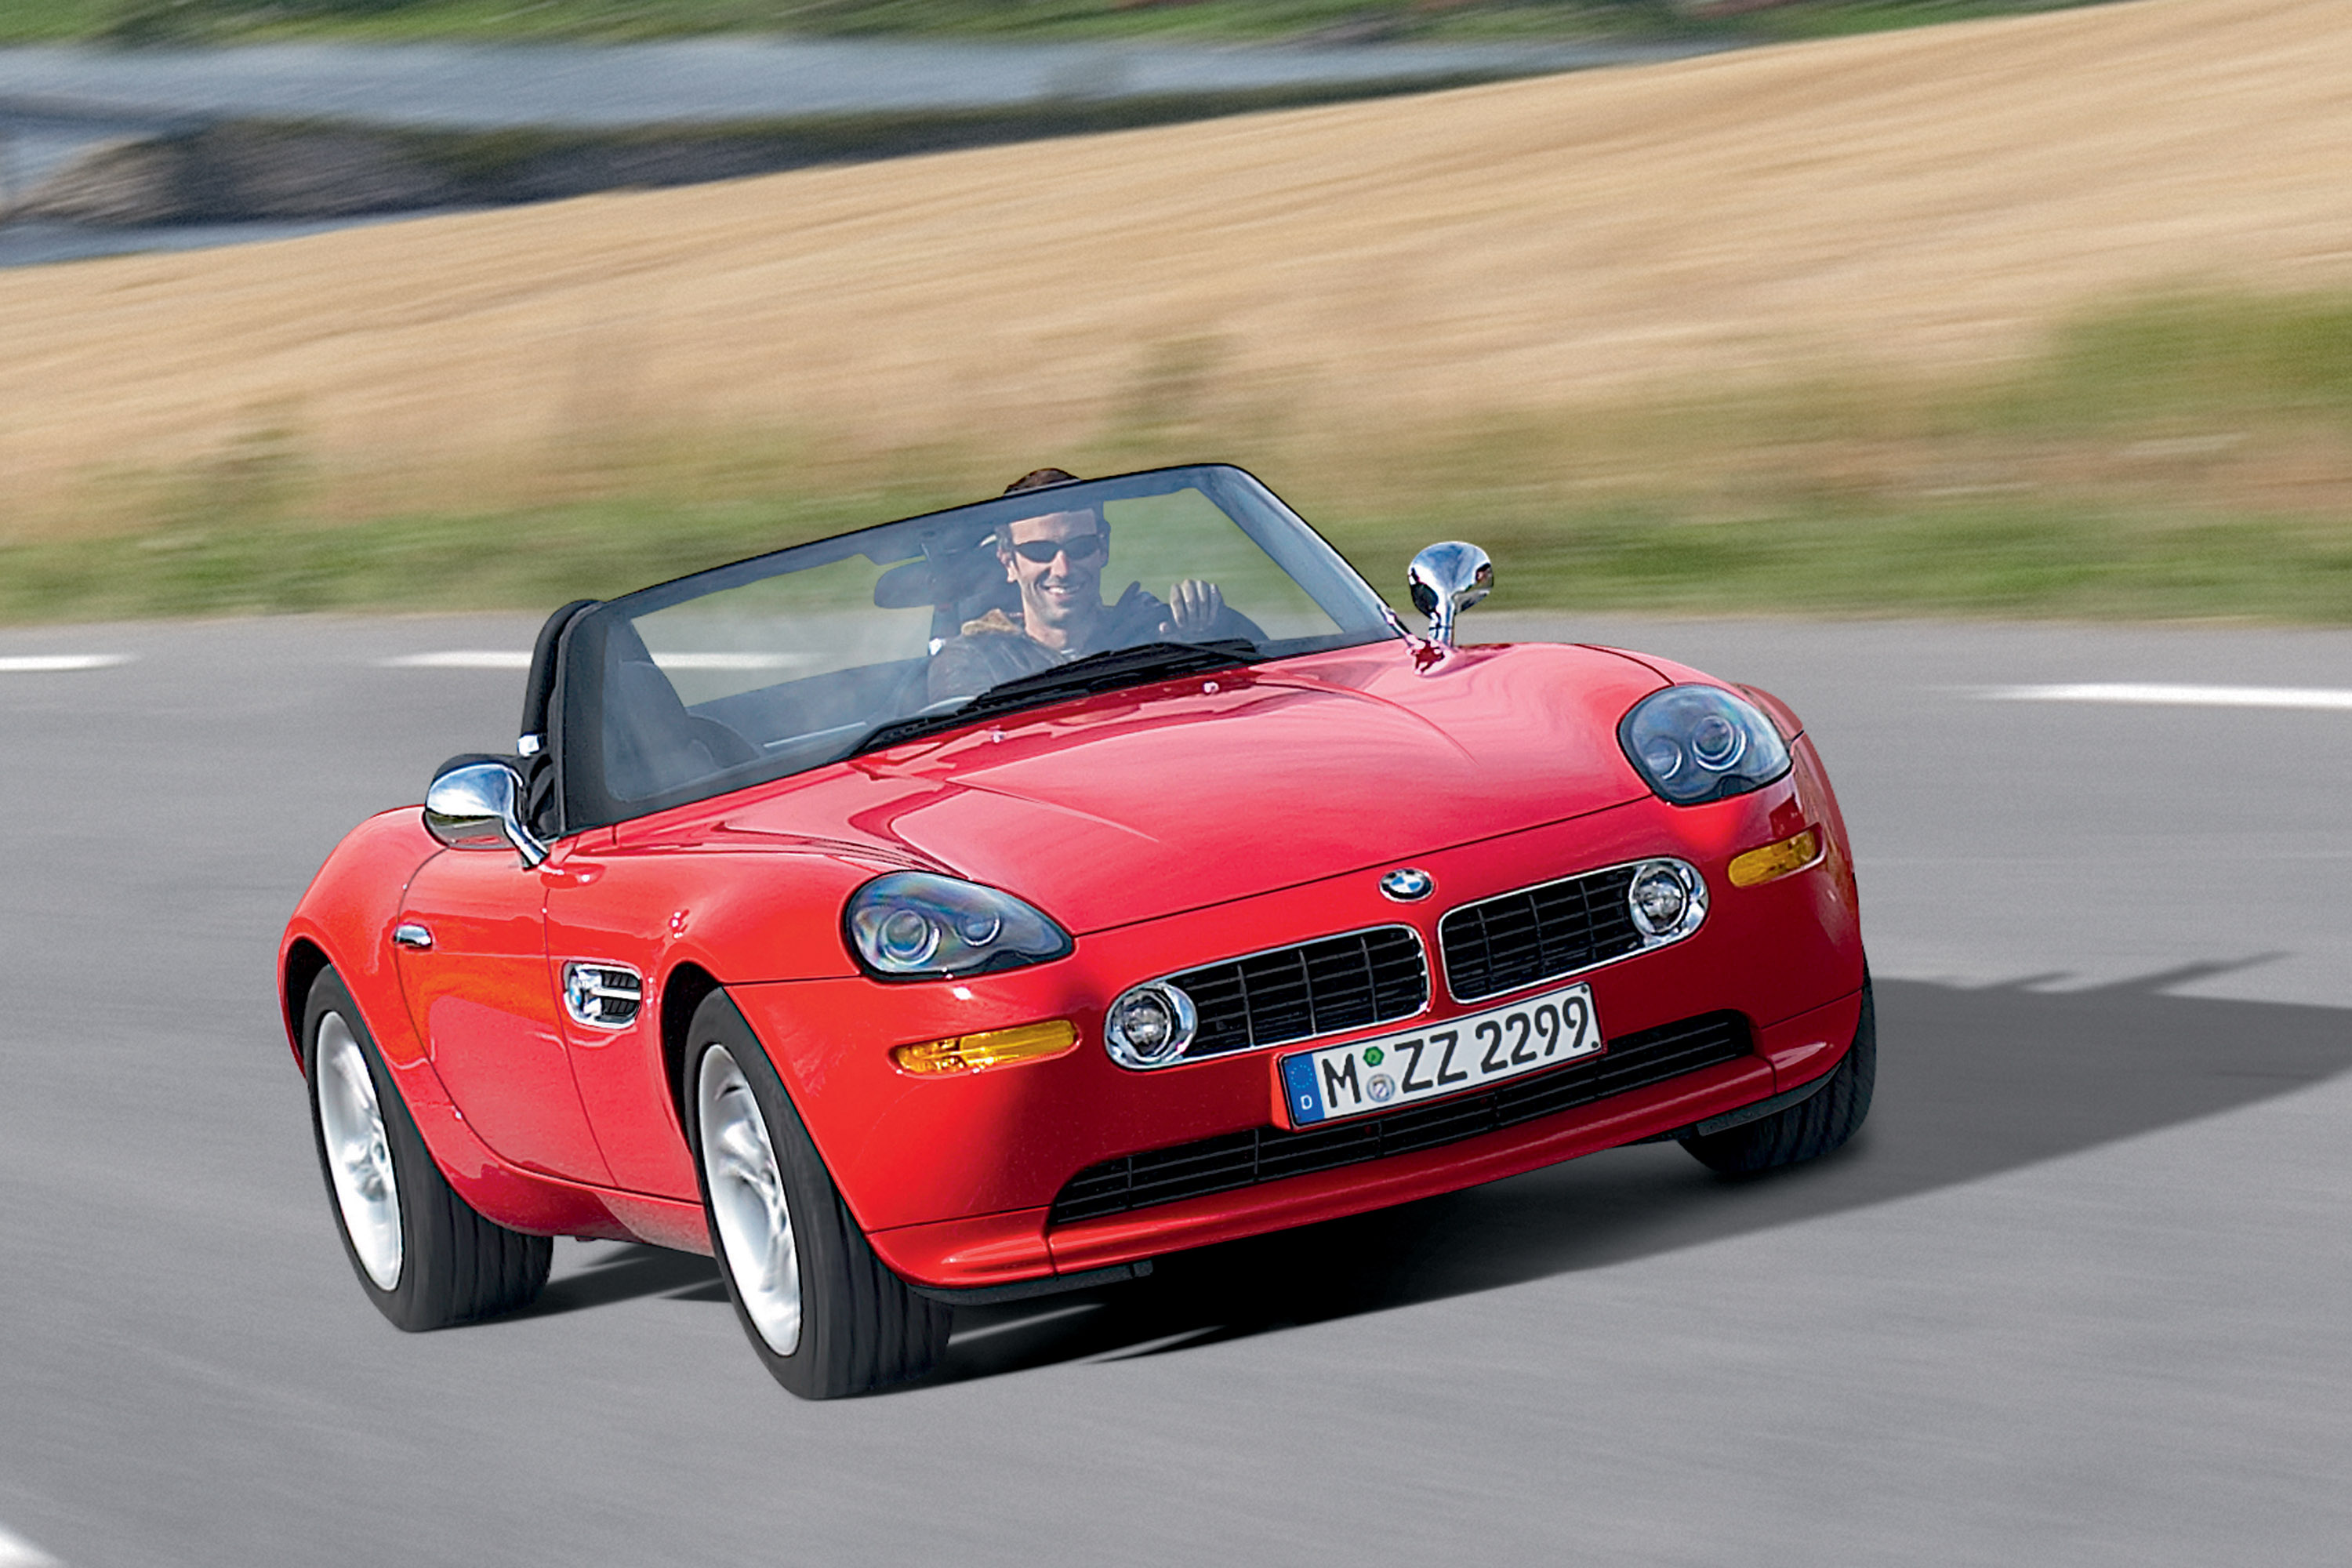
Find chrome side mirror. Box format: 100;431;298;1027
1406;542;1494;648
424;759;548;868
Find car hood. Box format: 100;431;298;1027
718;640;1666;933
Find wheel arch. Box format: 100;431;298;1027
278;805;440;1073
660;960;727;1152
283;938;333;1068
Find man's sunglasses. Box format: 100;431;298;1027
1009;534;1107;564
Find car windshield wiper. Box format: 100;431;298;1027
848;639;1257;757
968;637;1258;707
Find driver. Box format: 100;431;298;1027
927;468;1253;702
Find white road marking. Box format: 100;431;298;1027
648;652;817;671
946;1301;1102;1346
0;1521;60;1568
1090;1324;1225;1362
381;650;814;671
379;650;532;670
0;654;132;673
1984;682;2352;711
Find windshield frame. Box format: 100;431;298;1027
549;463;1404;835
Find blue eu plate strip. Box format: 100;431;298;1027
1281;1054;1326;1125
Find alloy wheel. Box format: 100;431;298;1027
698;1044;803;1355
315;1011;403;1290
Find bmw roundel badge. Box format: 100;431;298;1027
1379;867;1434;902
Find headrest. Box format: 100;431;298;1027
873;535;1000;609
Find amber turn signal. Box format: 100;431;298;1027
891;1019;1080;1075
1727;828;1823;888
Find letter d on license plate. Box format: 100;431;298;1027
1279;982;1603;1127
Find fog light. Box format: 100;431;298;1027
1104;982;1198;1069
1629;865;1686;935
1628;860;1705;939
1728;828;1824;888
891;1019;1078;1075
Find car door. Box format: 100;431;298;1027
394;844;615;1186
541;832;699;1200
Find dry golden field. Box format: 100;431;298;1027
2;0;2350;622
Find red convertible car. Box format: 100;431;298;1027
281;463;1871;1398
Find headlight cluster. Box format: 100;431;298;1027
844;872;1072;981
1619;685;1792;806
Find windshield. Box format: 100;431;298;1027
554;465;1401;831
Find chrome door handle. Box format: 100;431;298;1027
393;923;434;950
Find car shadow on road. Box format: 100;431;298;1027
925;964;2352;1387
526;1237;724;1317
500;967;2352;1383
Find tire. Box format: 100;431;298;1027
1680;978;1877;1176
684;989;951;1398
303;968;551;1330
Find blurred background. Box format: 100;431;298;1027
9;0;2344;630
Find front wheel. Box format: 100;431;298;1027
685;990;950;1398
1681;978;1876;1176
303;967;551;1329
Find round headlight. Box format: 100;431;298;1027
877;908;940;967
1689;713;1746;771
1618;685;1791;806
844;873;1073;980
1104;982;1198;1069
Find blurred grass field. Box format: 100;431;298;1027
5;0;2347;626
7;287;2348;625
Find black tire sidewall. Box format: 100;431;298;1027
302;967;443;1330
1683;975;1875;1176
302;966;553;1330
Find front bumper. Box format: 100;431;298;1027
862;987;1862;1291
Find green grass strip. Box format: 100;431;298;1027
9;287;2349;627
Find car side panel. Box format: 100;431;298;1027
418;1095;713;1250
279;808;437;1084
281;810;699;1242
543;841;889;1200
394;847;615;1185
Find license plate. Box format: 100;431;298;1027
1279;982;1604;1127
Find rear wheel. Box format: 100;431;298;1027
303;968;551;1329
1681;978;1876;1175
685;989;951;1398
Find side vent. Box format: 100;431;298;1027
563;962;644;1029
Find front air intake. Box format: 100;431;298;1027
1439;866;1650;1002
1153;926;1429;1062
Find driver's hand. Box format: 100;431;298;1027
1162;579;1225;637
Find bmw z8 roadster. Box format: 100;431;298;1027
281;463;1872;1397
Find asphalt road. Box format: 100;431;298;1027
0;39;1712;130
3;610;2349;1567
0;35;1715;270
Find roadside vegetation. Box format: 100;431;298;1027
8;288;2350;626
2;0;2126;46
